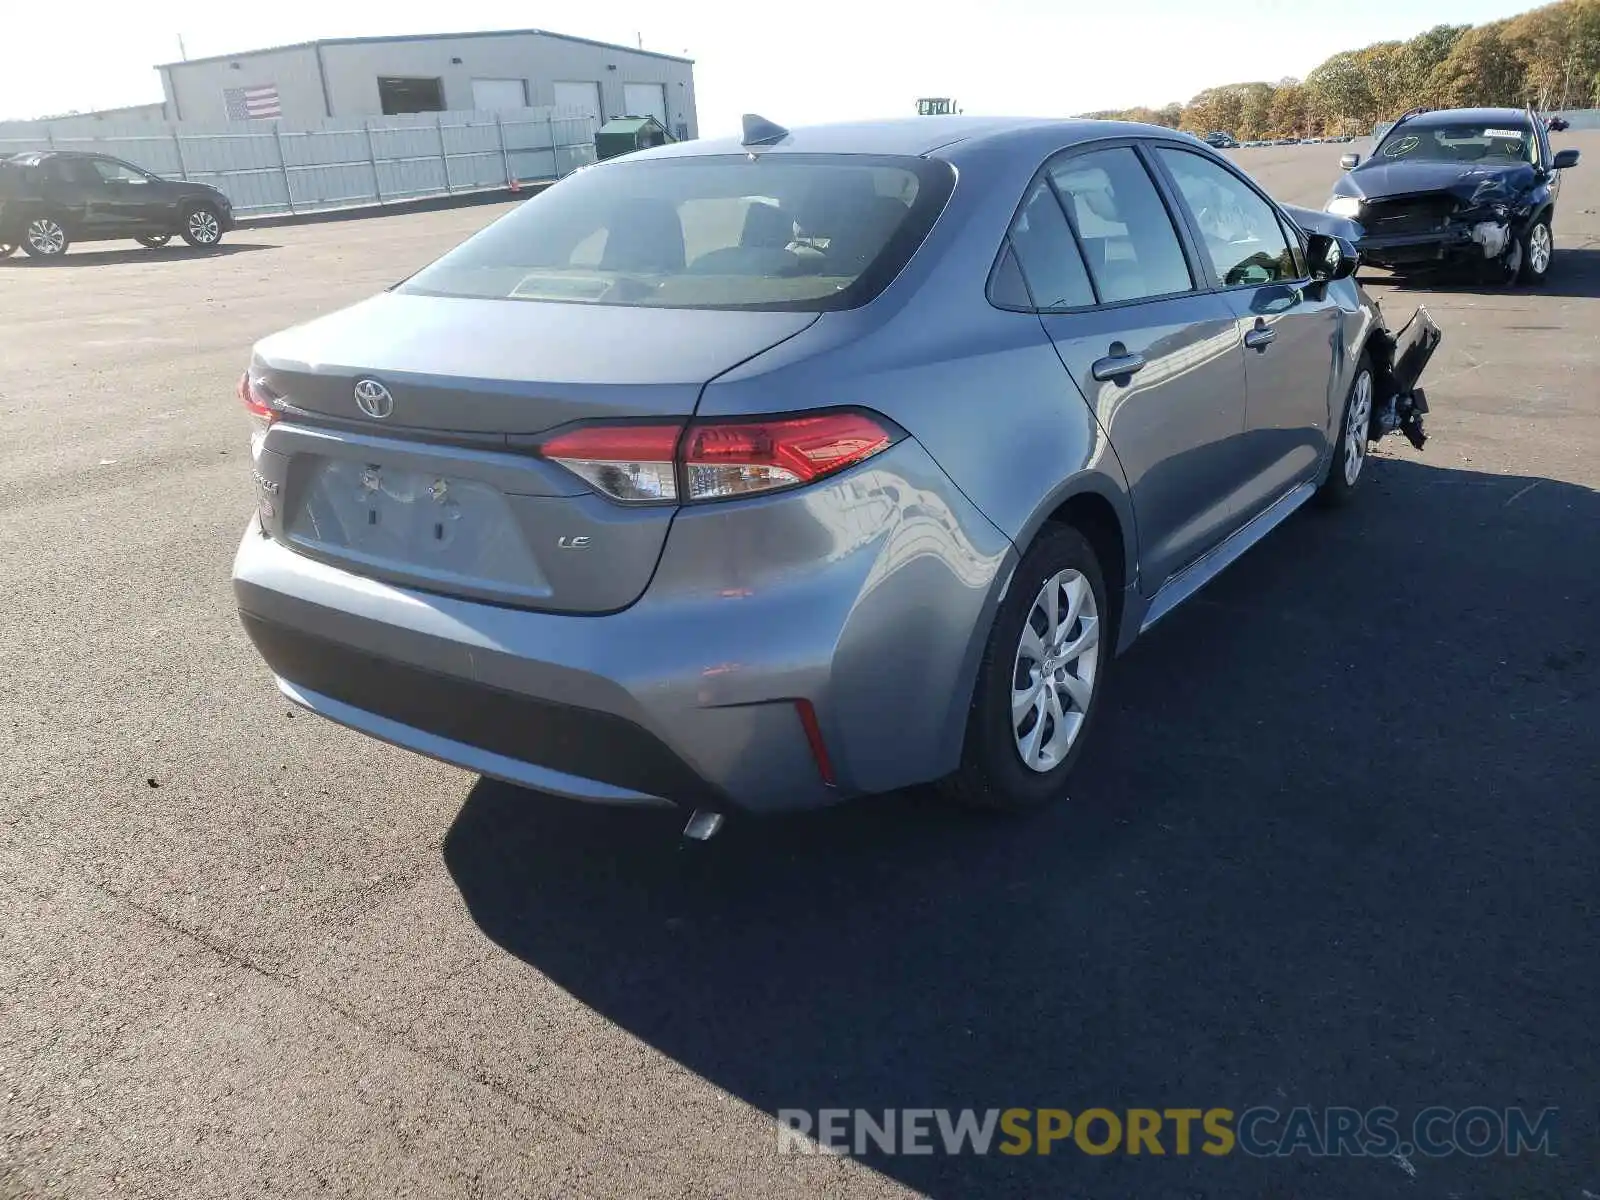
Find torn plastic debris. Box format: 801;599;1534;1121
1469;221;1511;259
1369;306;1442;451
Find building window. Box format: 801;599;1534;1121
378;77;445;115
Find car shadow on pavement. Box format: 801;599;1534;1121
2;243;277;267
444;457;1599;1199
1359;246;1600;299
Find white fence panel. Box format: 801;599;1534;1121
0;106;598;218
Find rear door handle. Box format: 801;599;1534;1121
1244;325;1276;351
1091;350;1148;382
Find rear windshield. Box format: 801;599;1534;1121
1376;122;1536;165
399;153;954;311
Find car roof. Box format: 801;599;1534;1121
632;115;1197;161
1397;108;1534;129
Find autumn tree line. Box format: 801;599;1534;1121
1081;0;1600;140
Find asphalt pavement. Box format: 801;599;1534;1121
2;137;1596;1200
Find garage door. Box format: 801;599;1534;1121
552;81;601;120
623;83;667;125
471;78;527;113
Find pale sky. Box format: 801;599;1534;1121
1;0;1547;131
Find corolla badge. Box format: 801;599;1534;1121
353;378;394;419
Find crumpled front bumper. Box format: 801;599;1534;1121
1357;213;1515;267
1366;306;1442;449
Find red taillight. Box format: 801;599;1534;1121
238;372;278;425
535;410;898;505
681;412;895;502
539;422;682;503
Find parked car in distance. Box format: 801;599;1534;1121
0;151;233;259
1326;107;1578;283
231;114;1438;834
1203;131;1239;149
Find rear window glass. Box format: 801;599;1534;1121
400;153;954;311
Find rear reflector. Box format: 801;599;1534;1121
795;699;836;787
534;410;899;505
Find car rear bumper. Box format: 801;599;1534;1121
233;439;1016;814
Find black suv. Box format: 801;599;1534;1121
0;151;234;260
1324;107;1579;284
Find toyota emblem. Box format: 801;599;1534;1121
353;378;394;419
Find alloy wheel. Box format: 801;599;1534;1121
1528;223;1552;276
1343;369;1373;486
26;219;66;255
1011;568;1101;773
187;210;220;244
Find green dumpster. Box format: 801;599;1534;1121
595;116;672;161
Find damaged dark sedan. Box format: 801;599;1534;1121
1325;107;1579;283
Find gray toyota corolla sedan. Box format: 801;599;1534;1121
233;114;1438;833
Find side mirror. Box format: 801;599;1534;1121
1339;152;1361;170
1307;232;1360;282
1552;148;1580;170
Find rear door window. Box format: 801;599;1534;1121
1003;179;1096;309
49;157;100;186
91;159;153;185
401;154;955;311
1045;148;1193;303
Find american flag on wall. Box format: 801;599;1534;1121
223;84;282;121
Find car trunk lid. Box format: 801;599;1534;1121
253;292;816;433
250;293;816;613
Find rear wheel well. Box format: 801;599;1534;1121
1043;493;1126;646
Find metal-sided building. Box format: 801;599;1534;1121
157;29;696;139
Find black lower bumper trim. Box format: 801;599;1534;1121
240;612;719;807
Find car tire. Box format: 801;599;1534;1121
939;524;1110;814
20;215;70;258
180;204;223;248
137;234;172;249
1315;351;1375;507
1516;216;1553;285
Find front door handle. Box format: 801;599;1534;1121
1243;322;1276;351
1091;344;1148;382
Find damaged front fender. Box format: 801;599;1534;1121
1364;306;1442;449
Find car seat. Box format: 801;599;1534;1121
599;198;686;273
795;173;905;274
741;200;796;250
